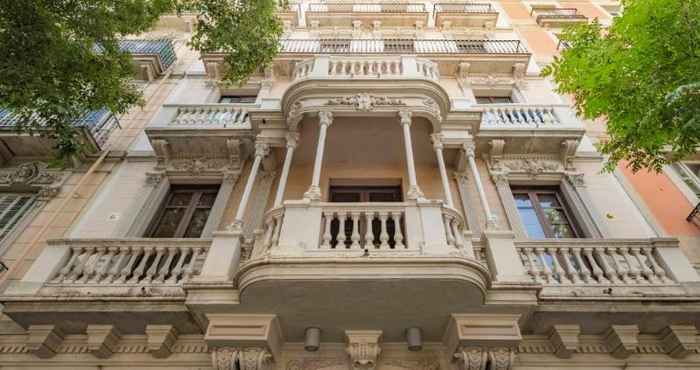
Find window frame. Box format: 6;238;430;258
218;95;257;104
474;95;514;104
146;185;220;238
329;185;403;203
511;187;582;239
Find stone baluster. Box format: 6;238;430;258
630;247;655;283
583;248;607;283
337;212;348;248
593;247;618;283
271;215;283;248
535;248;554;283
80;247;105;283
321;213;333;249
182;247;203;281
559;248;580;284
143;247;166;283
546;247;567;284
350;212;362;249
107;247;130;283
642;248;670;283
603;247;625;283
443;214;456;247
573;248;592;283
364;212;375;248
129;247;154;283
520;248;540;282
116;248;141;283
156;247;178;283
394;213;405;248
378;212;390;249
167;247;190;284
92;247;118;283
621;248;642;283
55;246;84;283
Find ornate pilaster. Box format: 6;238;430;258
345;330;382;370
488;347;515;370
212;347;273;370
453;346;486;370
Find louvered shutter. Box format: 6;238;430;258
0;193;36;242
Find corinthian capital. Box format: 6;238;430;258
318;110;333;127
431;133;444;150
255;143;270;158
285;132;300;149
212;347;273;370
398;109;412;126
346;331;382;370
463;142;476;158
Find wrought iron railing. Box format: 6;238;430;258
532;8;587;23
688;203;700;225
118;39;178;71
280;38;528;55
307;3;426;13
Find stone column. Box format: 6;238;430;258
463;143;497;229
273;132;299;207
399;110;424;200
431;134;454;208
304;111;333;201
233;143;270;230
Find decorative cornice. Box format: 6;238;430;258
548;325;580;359
0;162;64;199
325;94;406;112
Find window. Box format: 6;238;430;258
672;162;700;196
512;187;580;239
219;95;256;104
475;95;513;104
0;193;36;243
147;185;220;238
329;186;403;203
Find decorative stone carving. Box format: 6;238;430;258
169;158;231;174
453;346;486;370
566;173;585;187
286;131;300;148
288;101;304;129
548;325;580;359
145;325;179;358
467;75;516;87
604;325;639;359
0;162;59;186
488;140;505;160
512;63;526;81
494;158;564;176
422;98;442;122
223;171;241;185
560;139;579;170
212;347;273;370
318;110;334;127
86;325;121;359
145;171;166;187
26;325;64;359
457;62;471;80
398;110;412;126
659;325;699;359
151;139;171;169
227;138;242;171
431;133;444;150
345;330;382;370
488;347;515;370
325;94;406;111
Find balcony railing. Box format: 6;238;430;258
307;3;426;13
168;104;253;129
479;104;582;129
532;8;588;25
0;108;119;150
47;239;210;287
280;39;528;55
688;202;700;227
320;203;408;250
516;240;678;286
119;39;177;71
292;55;439;82
434;3;495;14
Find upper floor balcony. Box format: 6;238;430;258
433;3;499;29
531;7;588;28
278;1;300;29
0;108;119;160
305;2;429;29
118;39;177;81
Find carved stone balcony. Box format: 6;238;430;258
531;8;588;28
145;103;256;173
434;3;499;29
0;108;119;160
292;55;440;82
306;3;429;28
2;238;211;335
516;239;700;299
118;39;177;81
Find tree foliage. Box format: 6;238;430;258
542;0;700;172
0;0;282;161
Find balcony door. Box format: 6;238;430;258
329;185;403;203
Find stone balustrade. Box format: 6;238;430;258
434;3;495;13
480;104;582;129
281;39;527;55
168;104;253;129
516;239;680;286
46;239;210;286
319;204;409;250
292;55;439;82
308;3;426;13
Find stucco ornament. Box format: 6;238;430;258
169;158;231;174
212;347;273;370
494;158;563;177
0;162;60;186
345;331;382;370
325;94;405;111
488;347;515;370
453;347;487;370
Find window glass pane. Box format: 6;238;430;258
151;208;187;237
198;193;217;207
492;96;513;103
514;194;546;239
537;193;561;208
543;208;575;238
514;193;532;207
169;192;194;207
219;96;256;104
184;209;211;238
330;192;362;203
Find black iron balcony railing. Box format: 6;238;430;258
532;8;588;22
434;3;495;14
280;38;528;55
307;3;427;13
0;108;119;150
688;202;700;226
118;39;178;71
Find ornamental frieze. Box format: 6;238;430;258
325;94;406;112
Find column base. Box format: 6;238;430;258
406;186;425;200
303;185;322;201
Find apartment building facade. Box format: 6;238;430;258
1;1;700;369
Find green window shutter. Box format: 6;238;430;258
0;193;36;242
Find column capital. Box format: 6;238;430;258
255;142;271;158
462;142;476;157
285;132;300;149
318;110;333;127
212;347;273;370
398;109;412;126
431;133;444;150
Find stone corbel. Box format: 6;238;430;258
560;139;579;170
26;325;64;359
86;325;121;359
659;325;699;359
548;325;580;359
287;101;304;131
444;314;522;370
488;347;515;370
151;139;171;169
146;325;179;358
145;171;166;187
212;346;273;370
453;346;486;370
566;173;585;188
604;325;639;359
345;330;383;370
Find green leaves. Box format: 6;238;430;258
0;0;282;162
542;0;700;172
